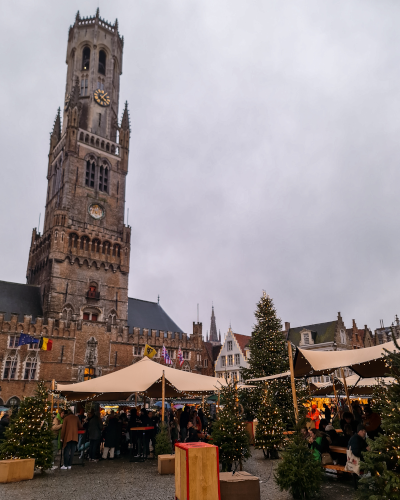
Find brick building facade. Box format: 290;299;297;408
0;10;210;407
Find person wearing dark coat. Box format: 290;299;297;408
340;411;358;435
87;411;103;461
185;422;199;443
180;406;190;442
129;408;139;456
102;413;121;459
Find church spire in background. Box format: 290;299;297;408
209;305;221;345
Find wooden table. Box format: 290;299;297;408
329;445;347;454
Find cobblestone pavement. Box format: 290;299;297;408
0;449;357;500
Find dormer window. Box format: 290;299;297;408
303;333;310;344
82;46;90;70
300;329;314;346
98;50;106;75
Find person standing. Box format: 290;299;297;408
322;403;331;423
347;424;370;489
51;410;64;468
61;409;83;469
180;406;190;442
87;411;103;462
102;412;120;460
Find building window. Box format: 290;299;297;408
97;80;104;90
83;311;98;322
85;161;95;188
227;341;233;351
82;46;90;70
3;356;17;379
203;359;208;367
235;354;240;365
99;166;108;192
8;335;20;348
228;355;233;366
80;78;88;96
84;367;95;380
183;351;189;360
134;346;143;356
221;356;226;367
303;333;310;345
28;340;39;350
98;50;106;75
23;357;37;380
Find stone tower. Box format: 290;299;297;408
208;305;221;345
26;9;131;329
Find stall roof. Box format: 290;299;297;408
294;341;398;378
247;371;291;382
57;357;225;401
309;375;395;397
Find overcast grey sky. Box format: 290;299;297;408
1;1;400;338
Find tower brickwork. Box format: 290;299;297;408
26;10;130;329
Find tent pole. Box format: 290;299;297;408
50;379;55;414
162;370;165;424
287;341;299;422
340;368;352;414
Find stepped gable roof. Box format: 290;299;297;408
287;321;337;347
232;332;250;356
0;281;43;322
128;298;183;334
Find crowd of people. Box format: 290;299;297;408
50;403;213;469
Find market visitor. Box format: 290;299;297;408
186;421;200;443
340;411;358;435
307;428;330;461
51;409;64;467
0;411;10;443
180;406;190;442
192;410;202;432
307;404;320;429
60;409;83;469
322;403;331;422
347;423;370;489
87;411;103;462
363;405;382;439
102;411;121;460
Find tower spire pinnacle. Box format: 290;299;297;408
120;101;130;131
209;304;220;345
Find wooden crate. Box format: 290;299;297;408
220;472;260;500
158;454;175;475
0;459;35;483
175;443;220;500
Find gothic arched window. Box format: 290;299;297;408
82;46;90;71
3;355;18;380
80;236;90;251
98;50;106;75
23;356;38;380
85;160;95;188
102;241;111;255
113;244;121;257
99;166;109;193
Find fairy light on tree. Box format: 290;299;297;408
211;380;250;472
358;333;400;499
0;381;53;470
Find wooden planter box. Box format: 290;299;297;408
158;454;175;474
0;459;35;483
220;472;260;500
175;442;220;500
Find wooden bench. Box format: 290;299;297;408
324;446;351;475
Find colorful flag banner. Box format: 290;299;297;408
18;334;39;347
39;337;53;351
178;347;184;367
162;345;173;365
144;344;157;359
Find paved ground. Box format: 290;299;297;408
0;449;357;500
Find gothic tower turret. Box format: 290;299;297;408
208;305;221;346
26;10;131;331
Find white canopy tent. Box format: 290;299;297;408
57;357;226;401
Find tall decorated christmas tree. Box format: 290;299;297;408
241;292;307;456
0;381;54;470
211;381;251;471
358;336;400;499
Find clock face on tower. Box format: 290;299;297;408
93;89;111;107
88;203;105;220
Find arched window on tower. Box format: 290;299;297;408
85;160;96;188
99;166;109;193
98;50;106;75
80;236;90;251
69;233;78;249
82;46;90;71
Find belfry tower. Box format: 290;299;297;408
26;10;131;329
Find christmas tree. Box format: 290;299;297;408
155;423;172;456
0;381;54;470
275;425;323;499
241;292;294;422
211;381;251;472
255;385;285;458
358;335;400;499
